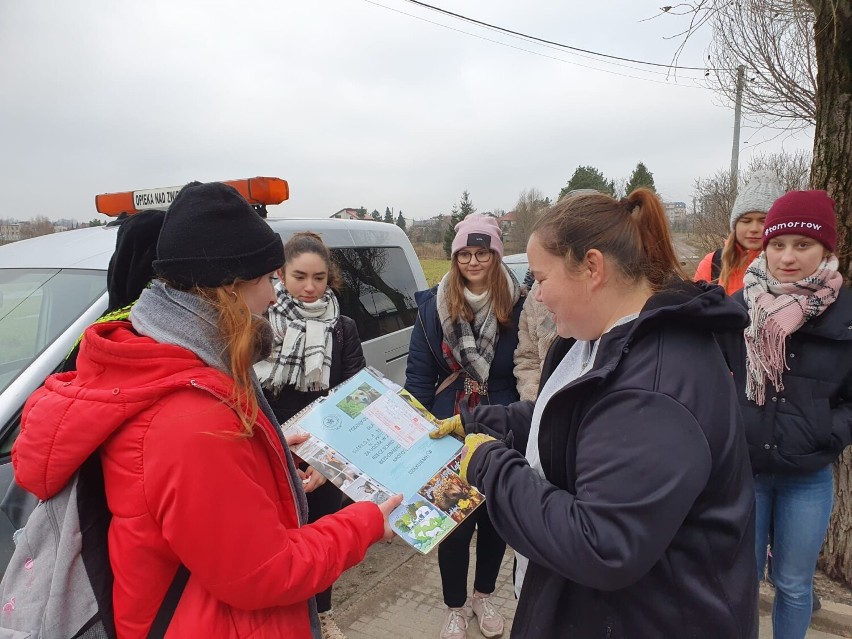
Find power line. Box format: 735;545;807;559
410;5;707;80
359;0;710;89
400;0;728;72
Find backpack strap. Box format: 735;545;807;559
710;248;722;281
146;563;190;639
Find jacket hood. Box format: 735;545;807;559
14;321;230;500
633;278;749;338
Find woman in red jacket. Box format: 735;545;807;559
693;171;783;294
13;181;400;639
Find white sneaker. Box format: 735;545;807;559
439;606;472;639
318;610;347;639
470;593;505;638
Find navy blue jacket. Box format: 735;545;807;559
716;286;852;475
464;281;757;638
404;286;523;419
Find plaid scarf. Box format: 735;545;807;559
256;284;340;393
743;253;843;405
436;265;521;391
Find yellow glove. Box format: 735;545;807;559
459;433;497;483
430;414;465;439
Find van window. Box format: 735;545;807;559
0;269;106;395
332;247;418;341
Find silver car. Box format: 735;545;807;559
502;252;529;284
0;216;427;570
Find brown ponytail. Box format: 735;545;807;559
533;188;686;290
627;188;687;289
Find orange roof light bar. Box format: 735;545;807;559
95;177;289;217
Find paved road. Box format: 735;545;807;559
673;232;704;278
335;538;845;638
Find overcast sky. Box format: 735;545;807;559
0;0;814;223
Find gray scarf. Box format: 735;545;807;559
131;281;309;521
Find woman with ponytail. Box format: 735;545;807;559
256;231;366;639
431;189;757;637
13;182;400;638
716;191;852;639
694;171;784;294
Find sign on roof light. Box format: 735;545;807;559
132;186;183;210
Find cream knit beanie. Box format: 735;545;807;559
729;170;784;230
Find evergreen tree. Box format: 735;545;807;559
443;203;462;258
384;207;394;223
371;209;381;221
443;191;474;257
355;208;367;219
625;162;656;193
396;211;407;231
558;166;615;200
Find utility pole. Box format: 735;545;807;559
730;64;745;193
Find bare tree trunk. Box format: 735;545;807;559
809;0;852;277
809;0;852;585
824;449;852;585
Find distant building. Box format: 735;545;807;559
0;223;21;243
495;211;515;234
408;214;450;243
330;208;365;220
664;201;688;223
410;214;450;229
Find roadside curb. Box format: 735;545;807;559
759;590;852;638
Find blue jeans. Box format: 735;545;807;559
754;467;834;639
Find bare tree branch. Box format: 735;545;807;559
662;0;816;129
690;151;811;253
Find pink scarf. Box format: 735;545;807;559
742;253;843;405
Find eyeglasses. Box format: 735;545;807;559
456;249;493;264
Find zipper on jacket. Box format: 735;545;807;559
188;379;301;523
417;309;450;374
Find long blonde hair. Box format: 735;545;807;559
717;230;753;290
445;253;515;326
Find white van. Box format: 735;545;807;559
0;215;427;570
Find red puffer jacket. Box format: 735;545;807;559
13;321;384;639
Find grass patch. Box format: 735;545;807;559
420;258;450;287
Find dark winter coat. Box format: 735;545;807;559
404;286;524;419
463;281;757;639
263;316;366;423
716;286;852;475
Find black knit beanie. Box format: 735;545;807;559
107;209;165;312
153;181;285;289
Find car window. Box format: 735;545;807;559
503;261;529;283
332;247;418;341
0;269;107;395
